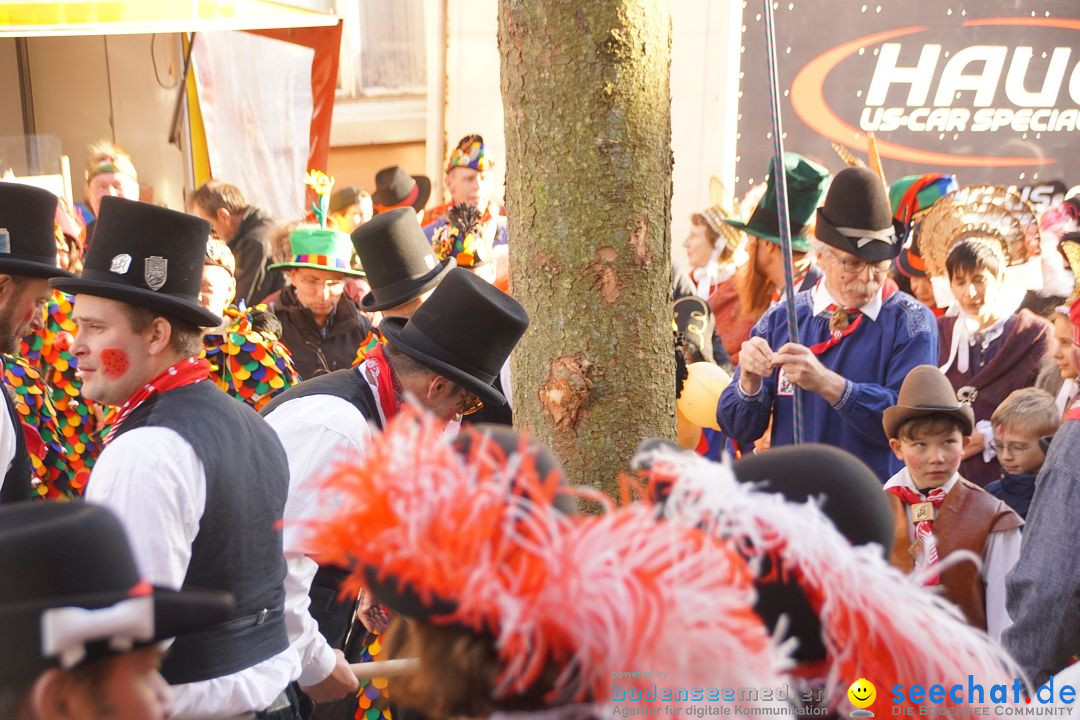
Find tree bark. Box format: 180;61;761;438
499;0;674;496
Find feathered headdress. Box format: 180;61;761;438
919;185;1040;278
308;408;790;714
638;446;1025;715
432;202;491;268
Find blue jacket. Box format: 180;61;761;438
718;288;938;481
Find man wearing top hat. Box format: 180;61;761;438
0;182;75;504
261;267;528;708
352;207;454;323
719;167;938;481
267;225;373;380
52;196;300;719
0;501;234;719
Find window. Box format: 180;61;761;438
299;0;427;99
337;0;426;98
295;0;429;145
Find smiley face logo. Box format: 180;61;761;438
848;678;876;709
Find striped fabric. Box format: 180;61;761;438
293;254;350;270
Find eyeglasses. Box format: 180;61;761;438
294;274;345;291
990;439;1034;455
827;252;891;277
455;386;484;416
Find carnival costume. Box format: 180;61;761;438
0;183;75;504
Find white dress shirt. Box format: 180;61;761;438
86;425;297;719
264;369;385;687
810;280;885;321
883;467;1022;642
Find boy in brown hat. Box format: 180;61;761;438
882;364;1022;642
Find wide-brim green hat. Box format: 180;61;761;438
723;152;830;253
268;226;366;277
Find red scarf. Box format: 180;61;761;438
887;485;948;585
807;280;898;356
1067;404;1080;423
362;344;402;421
104;357;210;445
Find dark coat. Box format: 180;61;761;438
270;286;372;380
230;207;283;305
938;309;1052;486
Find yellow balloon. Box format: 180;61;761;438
677;362;731;431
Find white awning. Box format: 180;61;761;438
0;0;337;38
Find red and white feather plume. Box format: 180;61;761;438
642;446;1026;714
308;408;792;713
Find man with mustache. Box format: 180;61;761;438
0;182;75;503
719;167;938;480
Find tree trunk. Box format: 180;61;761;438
499;0;674;496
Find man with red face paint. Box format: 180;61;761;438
0;182;75;504
52;197;301;720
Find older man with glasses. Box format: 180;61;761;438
719;167;938;480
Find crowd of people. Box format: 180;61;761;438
0;132;1079;720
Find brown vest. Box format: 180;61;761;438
887;477;1023;630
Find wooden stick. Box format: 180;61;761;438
867;132;888;189
349;658;420;681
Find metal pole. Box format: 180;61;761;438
761;0;804;444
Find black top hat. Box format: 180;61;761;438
372;166;431;212
379;267;528;406
0;182;74;279
352;207;455;311
0;502;233;687
733;444;893;663
51;196;221;326
815;166;904;262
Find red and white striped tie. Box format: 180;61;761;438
887;486;948;585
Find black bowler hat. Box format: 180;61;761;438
371;166;431;213
733;444;893;663
379;267;528;406
51;196;221;326
352;207;454;311
0;502;233;687
0;182;74;279
815;166;904;262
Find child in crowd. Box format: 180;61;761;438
984;388;1060;520
882;365;1023;642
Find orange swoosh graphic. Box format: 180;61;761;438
789;23;1059;168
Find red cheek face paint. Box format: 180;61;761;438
100;348;131;379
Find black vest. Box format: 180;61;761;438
262;367;382;648
261;366;382;428
114;381;290;684
0;383;31;504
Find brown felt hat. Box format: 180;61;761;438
882;365;974;439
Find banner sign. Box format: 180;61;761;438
735;1;1079;194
